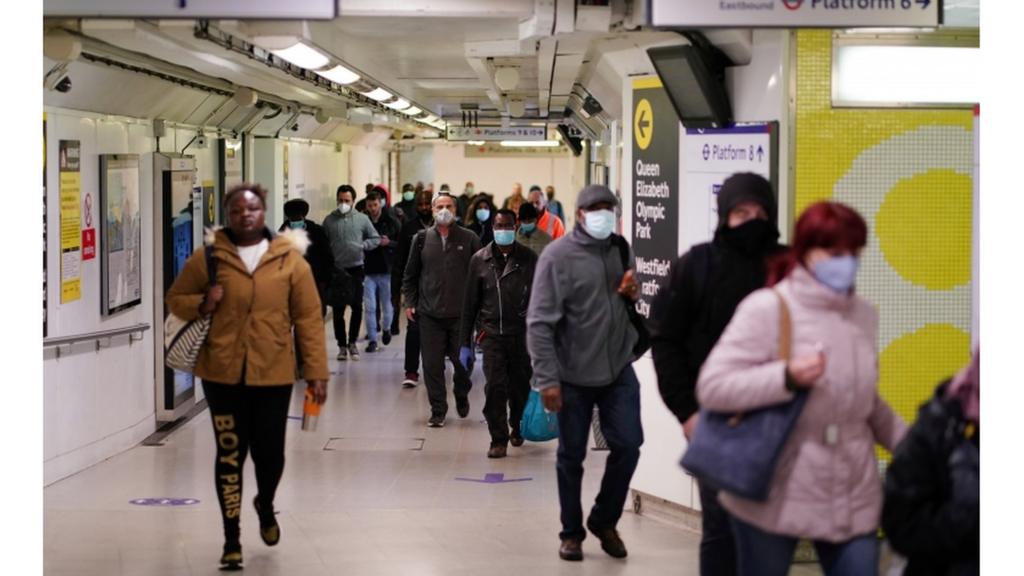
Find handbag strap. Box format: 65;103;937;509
204;244;219;286
773;288;791;362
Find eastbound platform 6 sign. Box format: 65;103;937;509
631;77;679;321
651;0;941;28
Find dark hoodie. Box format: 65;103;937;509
650;172;785;423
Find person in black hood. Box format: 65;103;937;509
650;172;785;576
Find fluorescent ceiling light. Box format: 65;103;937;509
316;64;360;85
270;42;330;70
834;45;978;106
385;98;410;110
401;106;422;116
467;140;486;145
500;140;561;147
362;88;393;101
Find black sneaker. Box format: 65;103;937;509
402;372;419;388
456;395;470;418
253;496;280;546
336;347;347;361
366;341;379;353
392;326;401;336
382;330;392;346
348;344;360;361
220;540;243;570
427;414;446;428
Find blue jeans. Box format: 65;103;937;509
731;517;878;576
556;366;643;541
363;273;393;343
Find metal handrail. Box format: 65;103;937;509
43;323;151;350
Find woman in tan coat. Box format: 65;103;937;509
697;202;906;576
167;183;328;570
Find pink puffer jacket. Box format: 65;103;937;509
696;265;906;542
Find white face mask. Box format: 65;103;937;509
582;209;616;240
338;202;353;214
435;208;455;226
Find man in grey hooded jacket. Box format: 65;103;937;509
527;184;643;563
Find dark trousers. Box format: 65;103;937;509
481;333;532;445
419;313;472;416
731;517;879;576
404;317;421;374
698;481;737;576
556;366;643;541
391;291;402;333
203;381;293;540
332;266;365;346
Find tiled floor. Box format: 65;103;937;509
45;325;824;575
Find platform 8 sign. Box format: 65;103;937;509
685;124;776;238
651;0;941;28
631;77;679;321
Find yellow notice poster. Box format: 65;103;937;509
59;140;82;303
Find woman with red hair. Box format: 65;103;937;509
697;201;907;575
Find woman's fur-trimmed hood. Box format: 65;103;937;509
204;225;310;256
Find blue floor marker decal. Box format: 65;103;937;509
455;473;532;484
130;498;200;506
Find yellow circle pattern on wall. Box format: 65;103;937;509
795;30;974;443
879;323;971;424
875;170;972;291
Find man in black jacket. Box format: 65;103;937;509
402;193;482;427
363;188;401;353
460;209;538;458
279;198;333;317
650;172;784;576
393;189;433;387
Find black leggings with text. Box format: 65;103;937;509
203;380;293;539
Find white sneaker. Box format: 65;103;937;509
348;344;361;361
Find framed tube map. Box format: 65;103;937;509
100;154;142;315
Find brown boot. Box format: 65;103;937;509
559;538;583;561
487;444;507;459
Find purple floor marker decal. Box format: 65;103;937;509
455;473;532;484
130;498;200;506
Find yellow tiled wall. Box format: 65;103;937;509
795;31;974;443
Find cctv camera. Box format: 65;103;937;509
195;135;208;149
56;76;72;93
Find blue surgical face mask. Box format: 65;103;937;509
403;191;415;202
493;229;515;246
288;220;305;229
812;255;859;293
582;209;616;240
520;222;537;235
476;208;491;223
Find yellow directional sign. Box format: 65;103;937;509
634;98;653;150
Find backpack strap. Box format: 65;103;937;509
611;234;630;271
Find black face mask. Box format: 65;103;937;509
417;209;433;223
720;218;779;255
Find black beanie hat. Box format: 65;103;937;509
716;173;777;230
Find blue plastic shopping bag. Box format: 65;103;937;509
520;389;559;442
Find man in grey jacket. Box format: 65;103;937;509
527;184;643;563
323;184;381;361
402;193;482;427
